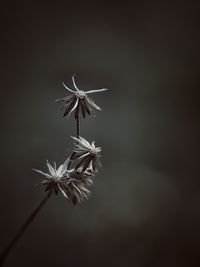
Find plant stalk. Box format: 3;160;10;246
76;115;80;137
0;194;49;266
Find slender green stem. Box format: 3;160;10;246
0;194;49;266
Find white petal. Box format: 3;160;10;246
85;88;108;94
96;147;101;152
62;82;74;92
73;184;83;197
71;136;92;151
86;96;101;111
58;184;69;200
78;136;94;150
97;157;102;168
71;135;79;143
78;152;90;159
46;160;55;176
67;167;75;173
60;158;70;174
72;74;80;91
79;136;91;148
79;185;90;193
32;169;53;179
56;165;63;177
67;98;79;118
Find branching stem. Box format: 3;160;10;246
0;194;49;266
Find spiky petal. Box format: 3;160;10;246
56;75;108;118
33;159;93;204
71;136;102;172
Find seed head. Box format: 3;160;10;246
71;136;102;172
56;75;108;119
33;158;94;204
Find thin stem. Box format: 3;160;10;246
76;115;80;137
0;194;49;266
68;114;80;170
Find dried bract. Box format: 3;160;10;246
56;75;108;119
33;159;93;204
71;136;102;172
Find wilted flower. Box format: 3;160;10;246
66;171;94;204
56;75;108;119
71;136;102;172
33;159;93;204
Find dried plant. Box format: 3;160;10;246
0;75;108;266
33;159;94;204
71;136;102;172
56;75;107;119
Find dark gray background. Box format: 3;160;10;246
0;1;200;266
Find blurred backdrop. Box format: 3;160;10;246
0;1;200;266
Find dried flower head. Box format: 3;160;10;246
33;159;93;204
71;136;102;172
56;75;108;119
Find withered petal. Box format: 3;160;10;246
63;97;77;117
74;100;80;119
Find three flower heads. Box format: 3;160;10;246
34;75;108;205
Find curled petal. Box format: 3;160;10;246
67;98;79;118
85;88;108;94
72;75;80;91
63;97;77;117
62;82;74;92
33;169;53;180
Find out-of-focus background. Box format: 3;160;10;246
0;1;200;266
